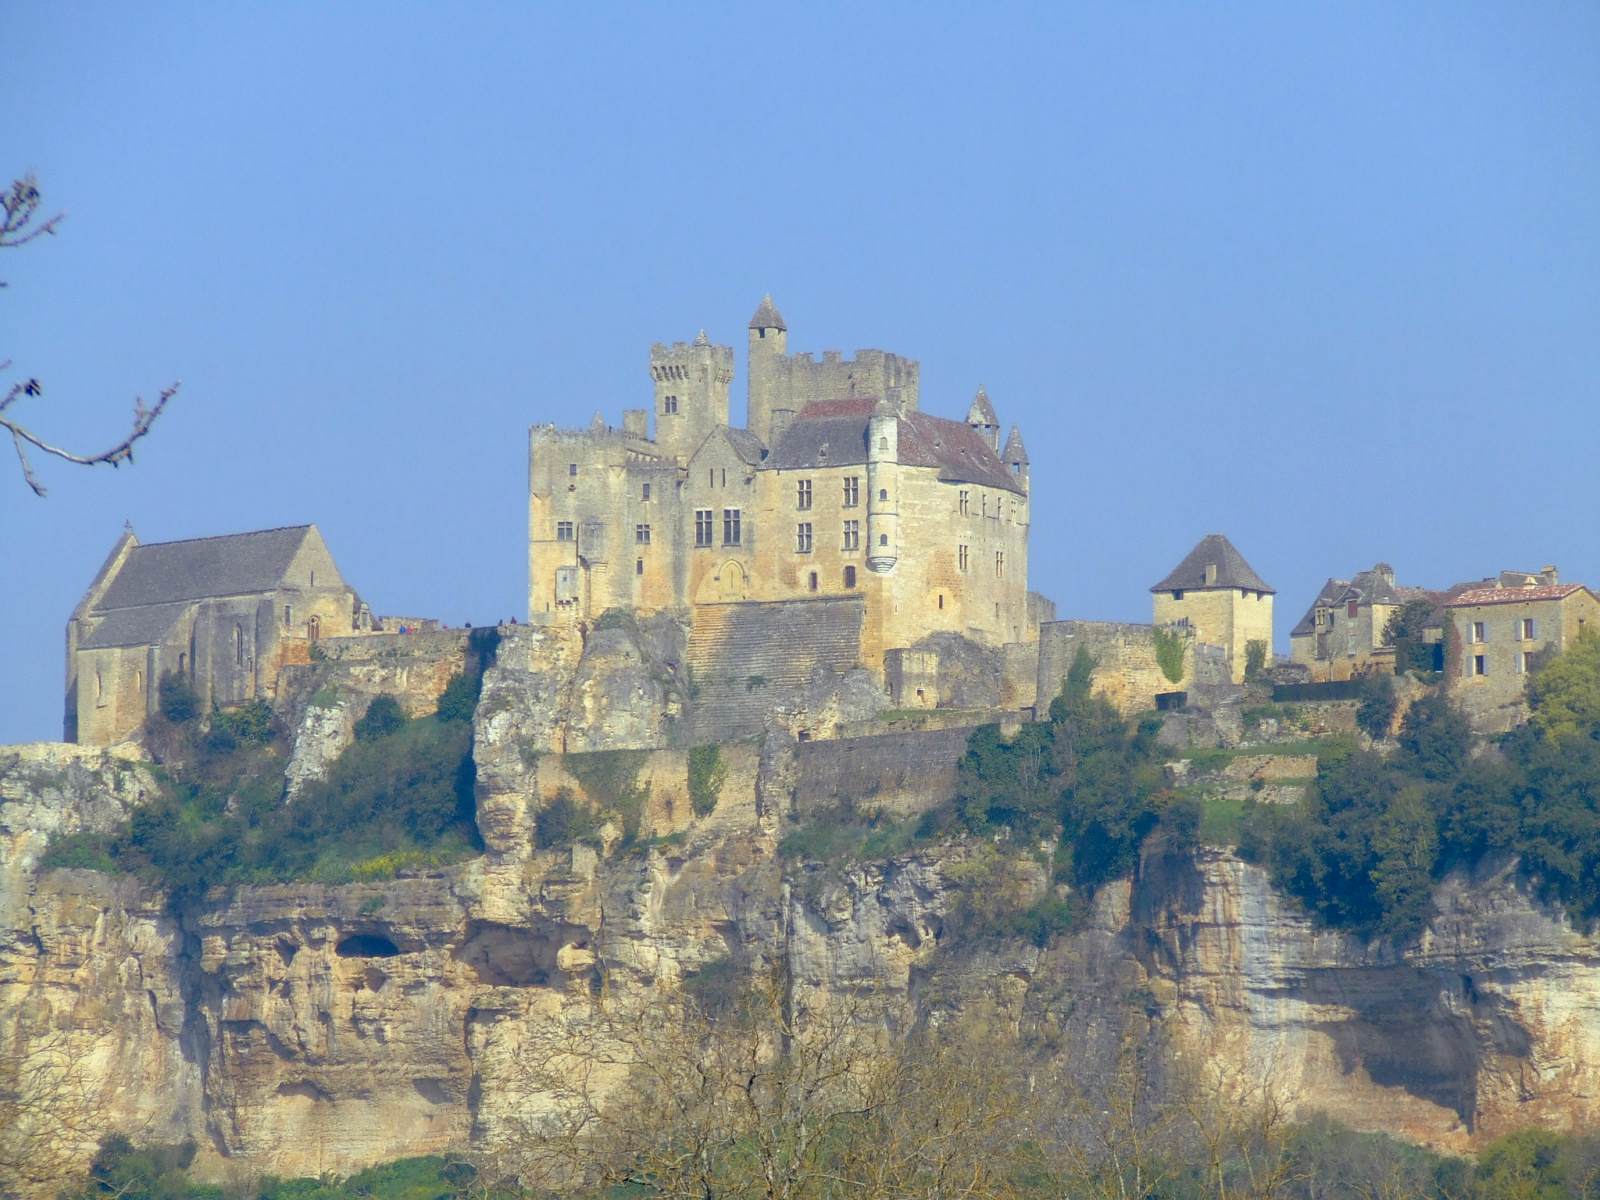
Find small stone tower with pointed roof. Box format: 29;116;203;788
1150;533;1275;682
1002;425;1029;490
746;294;788;446
966;386;1000;452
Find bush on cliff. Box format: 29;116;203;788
43;702;481;900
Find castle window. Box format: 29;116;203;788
879;436;888;451
878;488;888;502
568;463;578;477
284;604;293;626
556;521;575;541
721;468;727;488
844;566;857;589
310;570;316;587
1012;461;1020;475
937;594;944;610
843;477;860;508
995;550;1004;578
642;482;651;501
695;510;714;547
958;544;969;573
879;534;888;546
842;520;860;551
1515;650;1526;673
722;508;741;546
134;669;143;693
1521;618;1536;639
797;479;812;510
664;396;678;414
959;490;969;516
308;615;320;641
796;523;813;553
235;624;245;667
709;468;715;487
1173;590;1184;601
636;558;644;576
635;524;651;544
808;571;818;592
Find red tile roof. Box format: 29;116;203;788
1445;584;1590;608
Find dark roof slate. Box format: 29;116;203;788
1150;533;1274;594
1290;577;1347;638
723;427;767;465
1002;425;1028;465
96;526;311;610
966;387;997;426
761;399;1022;493
749;294;786;331
79;602;191;649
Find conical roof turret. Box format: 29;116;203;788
966;385;998;426
748;294;786;331
1002;424;1028;465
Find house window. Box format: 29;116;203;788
1348;600;1359;618
958;544;969;572
959;490;969;515
636;524;651;544
1521;618;1536;640
556;521;575;541
842;520;860;550
568;463;578;477
879;488;888;501
722;508;741;546
1471;621;1486;644
636;558;644;576
796;523;813;553
695;509;714;547
663;395;679;414
642;482;651;501
843;565;857;588
797;479;812;510
808;571;818;592
1515;650;1526;674
1474;654;1488;677
843;476;860;507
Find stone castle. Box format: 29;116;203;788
527;297;1035;671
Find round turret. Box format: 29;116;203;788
967;385;1000;451
866;401;899;573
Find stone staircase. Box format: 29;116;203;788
685;597;866;740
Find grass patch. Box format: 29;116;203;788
778;804;929;865
1199;795;1245;845
1173;735;1353;771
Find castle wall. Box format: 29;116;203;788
1038;619;1194;716
790;725;975;818
748;346;920;438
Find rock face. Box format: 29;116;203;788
6;717;1600;1189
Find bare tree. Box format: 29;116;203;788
0;1030;93;1198
2;173;178;497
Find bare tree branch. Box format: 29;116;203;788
2;171;179;497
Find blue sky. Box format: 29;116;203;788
3;3;1596;744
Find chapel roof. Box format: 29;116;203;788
1150;533;1274;595
95;525;316;611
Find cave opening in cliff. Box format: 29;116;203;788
335;933;401;958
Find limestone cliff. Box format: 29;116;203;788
4;713;1600;1188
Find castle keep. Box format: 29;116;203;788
528;297;1033;672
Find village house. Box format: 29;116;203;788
1288;562;1432;681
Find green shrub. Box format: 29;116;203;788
208;699;275;752
434;672;478;722
354;695;405;741
1244;639;1269;681
535;792;600;850
1355;673;1398;740
1152;626;1186;684
687;744;727;817
158;672;199;723
565;749;649;842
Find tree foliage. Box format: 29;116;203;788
1527;629;1600;743
1355;673;1398;740
1384;599;1442;674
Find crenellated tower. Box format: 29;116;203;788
651;330;733;462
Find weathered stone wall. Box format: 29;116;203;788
788;726;974;818
1152;587;1274;683
1037;619;1193;715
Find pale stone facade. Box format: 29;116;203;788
528;298;1033;675
1446;572;1600;732
1036;619;1198;715
67;525;368;746
1150;534;1274;683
